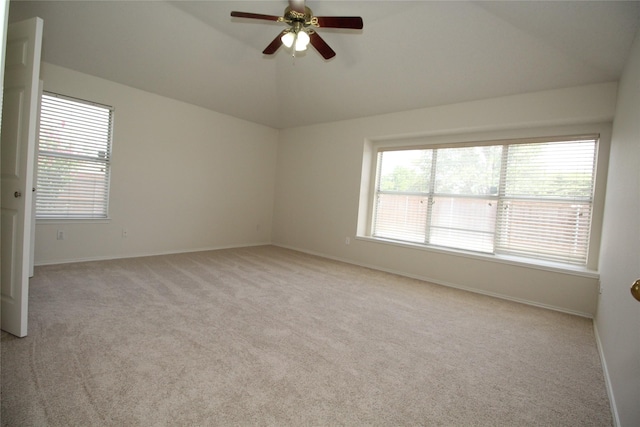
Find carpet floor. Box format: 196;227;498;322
1;245;611;426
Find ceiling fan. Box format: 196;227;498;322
230;0;363;59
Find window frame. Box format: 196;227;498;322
358;125;610;273
36;91;114;221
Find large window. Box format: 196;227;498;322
371;136;598;266
36;93;114;219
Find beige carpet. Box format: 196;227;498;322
1;245;611;426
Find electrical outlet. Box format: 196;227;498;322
57;230;65;240
122;229;128;238
345;237;350;245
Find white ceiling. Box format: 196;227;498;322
8;1;640;129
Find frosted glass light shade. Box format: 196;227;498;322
281;30;310;51
295;30;310;51
281;31;295;48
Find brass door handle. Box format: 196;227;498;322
631;280;640;302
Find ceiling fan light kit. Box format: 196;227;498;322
231;0;363;59
281;29;310;52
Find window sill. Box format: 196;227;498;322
355;236;599;279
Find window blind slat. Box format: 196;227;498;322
36;93;113;219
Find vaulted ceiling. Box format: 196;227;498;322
8;1;640;129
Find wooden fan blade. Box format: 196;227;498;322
230;11;281;22
263;30;287;55
314;16;363;29
309;31;336;59
288;0;305;14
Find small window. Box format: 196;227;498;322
36;93;114;219
371;136;598;266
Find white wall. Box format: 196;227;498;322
35;63;279;264
596;28;640;427
273;83;618;316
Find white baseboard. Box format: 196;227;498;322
38;241;595;318
273;243;595;319
593;321;620;427
33;241;272;266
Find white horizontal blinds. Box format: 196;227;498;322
495;139;597;264
372;136;598;266
373;149;431;242
37;93;113;219
431;145;502;252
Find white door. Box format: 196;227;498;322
30;80;43;278
1;17;43;337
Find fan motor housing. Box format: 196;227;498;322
284;6;312;25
